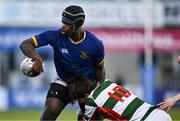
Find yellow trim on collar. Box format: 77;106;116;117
68;31;86;44
32;36;38;47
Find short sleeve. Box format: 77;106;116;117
84;97;97;119
94;40;105;65
31;30;58;47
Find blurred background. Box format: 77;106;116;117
0;0;180;120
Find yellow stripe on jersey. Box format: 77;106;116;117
32;36;38;47
98;60;104;65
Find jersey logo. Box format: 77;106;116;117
61;48;69;54
80;51;89;59
108;86;131;102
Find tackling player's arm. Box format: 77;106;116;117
20;38;43;76
157;93;180;111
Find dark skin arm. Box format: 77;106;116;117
19;38;43;76
95;62;105;83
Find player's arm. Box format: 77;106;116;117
95;61;105;83
157;93;180;111
20;38;43;76
94;40;106;83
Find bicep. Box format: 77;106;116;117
95;62;104;70
20;38;35;49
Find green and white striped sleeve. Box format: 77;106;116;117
84;97;97;119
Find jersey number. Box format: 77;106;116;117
108;86;131;102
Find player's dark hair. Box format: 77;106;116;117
68;76;90;102
62;5;85;31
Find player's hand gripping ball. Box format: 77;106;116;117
20;57;44;77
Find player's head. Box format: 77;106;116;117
61;5;85;36
68;76;90;102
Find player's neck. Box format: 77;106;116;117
70;28;84;42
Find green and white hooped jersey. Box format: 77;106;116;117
85;79;157;121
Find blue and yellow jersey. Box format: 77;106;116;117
31;29;105;83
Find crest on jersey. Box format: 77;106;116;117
80;51;88;59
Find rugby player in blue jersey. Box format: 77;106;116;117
20;5;105;121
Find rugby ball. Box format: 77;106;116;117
20;57;43;77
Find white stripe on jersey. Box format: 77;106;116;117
94;83;117;107
84;105;97;118
112;93;137;115
130;102;152;121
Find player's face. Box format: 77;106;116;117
61;22;74;37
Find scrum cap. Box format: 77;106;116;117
62;5;85;31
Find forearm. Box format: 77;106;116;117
20;39;42;62
95;64;105;82
172;94;180;102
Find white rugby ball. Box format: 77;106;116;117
20;57;43;77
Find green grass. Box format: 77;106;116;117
169;108;180;121
0;109;77;121
0;108;179;121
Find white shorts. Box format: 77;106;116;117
145;109;172;121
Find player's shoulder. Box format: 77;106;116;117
93;79;114;91
44;29;61;36
85;30;102;43
41;29;63;41
99;79;114;85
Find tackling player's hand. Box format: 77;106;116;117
157;98;176;112
30;58;44;77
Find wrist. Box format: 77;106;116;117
34;55;43;63
174;94;180;102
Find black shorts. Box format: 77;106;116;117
46;83;69;105
46;80;96;105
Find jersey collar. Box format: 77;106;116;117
68;31;86;44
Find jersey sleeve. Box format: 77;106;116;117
94;40;105;65
31;30;58;47
84;97;97;120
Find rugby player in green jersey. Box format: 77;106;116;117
68;76;172;121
